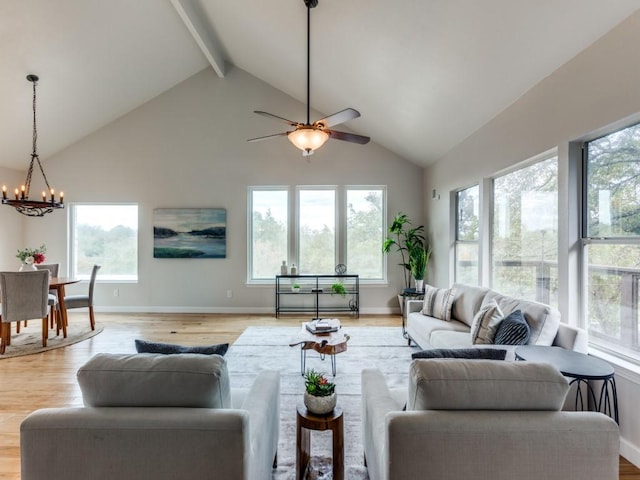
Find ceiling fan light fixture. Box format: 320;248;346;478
287;127;329;154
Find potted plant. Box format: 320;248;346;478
303;369;336;415
331;283;347;297
382;213;425;292
409;244;431;292
291;283;301;293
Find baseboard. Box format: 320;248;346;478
94;306;399;315
621;437;640;468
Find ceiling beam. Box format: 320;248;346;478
170;0;225;78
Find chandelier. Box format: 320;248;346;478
2;75;64;217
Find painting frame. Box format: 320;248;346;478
153;208;227;259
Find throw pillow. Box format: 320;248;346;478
469;300;503;344
421;285;456;321
494;309;530;345
411;348;507;360
135;339;229;356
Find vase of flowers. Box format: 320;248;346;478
17;244;47;271
303;369;336;415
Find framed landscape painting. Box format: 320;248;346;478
153;208;226;259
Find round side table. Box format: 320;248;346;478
296;404;344;480
515;345;618;424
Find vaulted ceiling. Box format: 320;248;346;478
1;0;638;170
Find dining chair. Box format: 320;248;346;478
63;265;101;330
0;270;51;354
35;263;59;329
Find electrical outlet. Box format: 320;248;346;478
113;288;119;297
226;289;233;298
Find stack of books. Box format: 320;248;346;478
305;318;340;334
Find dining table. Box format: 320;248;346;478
49;277;80;338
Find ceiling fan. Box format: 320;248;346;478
248;0;370;157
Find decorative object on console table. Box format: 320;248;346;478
303;369;337;415
281;260;288;275
291;283;301;293
331;282;347;297
2;75;64;217
290;263;297;275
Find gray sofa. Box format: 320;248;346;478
406;283;588;353
362;359;620;480
20;353;280;480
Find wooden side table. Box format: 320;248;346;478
296;404;344;480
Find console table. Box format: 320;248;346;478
515;345;618;424
275;274;359;318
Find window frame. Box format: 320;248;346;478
454;184;480;284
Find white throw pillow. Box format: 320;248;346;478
469;300;503;344
421;285;456;321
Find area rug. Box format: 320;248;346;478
225;326;419;480
0;324;103;359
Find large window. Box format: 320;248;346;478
249;186;385;281
455;185;479;284
491;156;558;306
584;122;640;362
70;204;138;281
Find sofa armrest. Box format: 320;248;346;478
241;370;280;479
553;323;588;353
362;369;404;480
407;300;423;314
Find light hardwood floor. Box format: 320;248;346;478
0;312;638;479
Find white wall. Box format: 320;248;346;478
425;11;640;466
21;65;423;314
0;166;26;270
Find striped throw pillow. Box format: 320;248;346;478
494;310;530;345
421;285;456;321
470;300;504;344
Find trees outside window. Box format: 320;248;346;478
455;185;479;284
491;156;558;306
70;204;138;281
584;122;640;362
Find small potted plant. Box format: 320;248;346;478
291;283;301;293
303;369;336;415
409;244;431;292
331;282;347;297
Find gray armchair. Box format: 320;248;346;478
0;270;51;354
21;353;280;480
63;264;100;330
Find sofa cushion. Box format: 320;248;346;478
421;285;456;321
494;310;530;345
469;300;503;344
135;339;229;356
482;291;560;346
450;283;490;327
412;348;507;360
407;359;569;411
77;353;231;408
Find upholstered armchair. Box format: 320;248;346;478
21;353;280;480
362;359;620;480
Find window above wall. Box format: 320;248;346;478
248;186;386;283
69;204;138;282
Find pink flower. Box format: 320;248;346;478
33;252;45;264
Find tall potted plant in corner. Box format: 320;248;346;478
382;213;425;292
409;244;431;292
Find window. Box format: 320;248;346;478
249;188;288;280
248;186;386;281
491;156;558;306
70;204;138;281
584;122;640;362
346;188;384;279
454;185;479;284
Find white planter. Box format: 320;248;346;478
415;279;424;292
304;391;337;415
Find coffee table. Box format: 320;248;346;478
289;319;350;376
515;345;618;423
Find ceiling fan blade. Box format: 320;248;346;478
315;108;360;128
247;132;289;143
328;130;370;145
254;111;299;127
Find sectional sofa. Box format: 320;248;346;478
406;283;588;353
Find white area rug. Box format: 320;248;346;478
225;326;419;480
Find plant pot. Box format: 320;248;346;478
291;286;300;293
415;279;424;292
304;391;337;415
